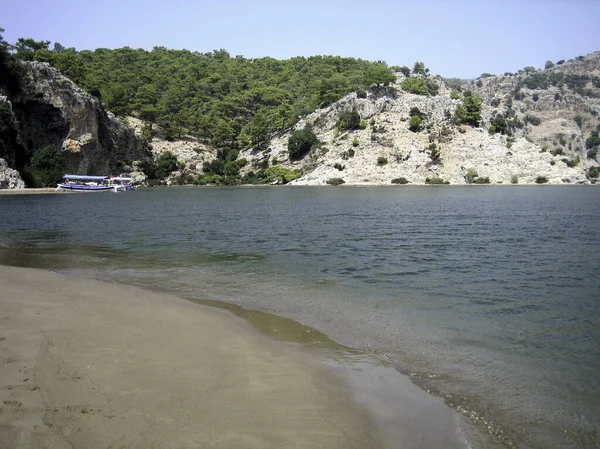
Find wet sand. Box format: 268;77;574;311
0;266;381;449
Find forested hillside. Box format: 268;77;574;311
2;31;599;187
15;39;396;152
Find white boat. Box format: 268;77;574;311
108;176;137;192
57;175;136;192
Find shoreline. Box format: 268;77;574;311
0;183;597;195
0;265;487;449
0;187;59;194
0;265;381;449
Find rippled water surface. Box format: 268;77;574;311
1;186;599;448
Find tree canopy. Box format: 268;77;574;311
288;126;319;161
454;94;482;127
14;39;395;154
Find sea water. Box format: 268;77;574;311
1;186;599;448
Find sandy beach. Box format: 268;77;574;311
0;188;60;195
0;265;380;449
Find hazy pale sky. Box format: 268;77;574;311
1;0;598;78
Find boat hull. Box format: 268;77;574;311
57;184;115;192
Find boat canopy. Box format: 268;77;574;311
63;174;108;181
110;177;133;181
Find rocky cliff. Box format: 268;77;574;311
0;158;24;189
0;61;149;187
239;52;600;185
123;116;216;184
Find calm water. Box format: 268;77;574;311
1;186;599;448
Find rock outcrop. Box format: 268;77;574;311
0;158;25;189
239;52;600;185
4;61;148;180
124;116;216;183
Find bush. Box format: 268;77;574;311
352;137;360;147
489;114;509;135
474;177;490;184
532;93;540;102
525;115;541;126
454;94;482;126
359;120;367;130
550;148;563;156
425;177;449;185
574;115;583;128
556;60;565;65
391;177;409;184
545;60;555;69
288;126;319;160
450;90;461;100
155;151;179;179
333;163;345;171
490;97;501;107
588;166;600;178
425;79;439;96
586;131;600;149
408;115;422;132
409;107;425;119
535;176;549;184
141;124;152;141
326;177;345;186
26;146;63;187
401;78;429;96
356;89;367;99
398;66;410;76
429;143;440;163
511;174;519;184
558;134;567;146
413;61;427;75
147;179;165;187
465;168;478;184
337;109;361;131
562;156;580;167
262;166;303;184
377;157;388;166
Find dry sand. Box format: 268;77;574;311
0;266;381;449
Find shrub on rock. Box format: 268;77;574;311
326;177;345;186
288;126;319;161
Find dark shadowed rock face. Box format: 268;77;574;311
0;96;22;169
9;61;148;175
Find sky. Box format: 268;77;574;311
1;0;599;79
